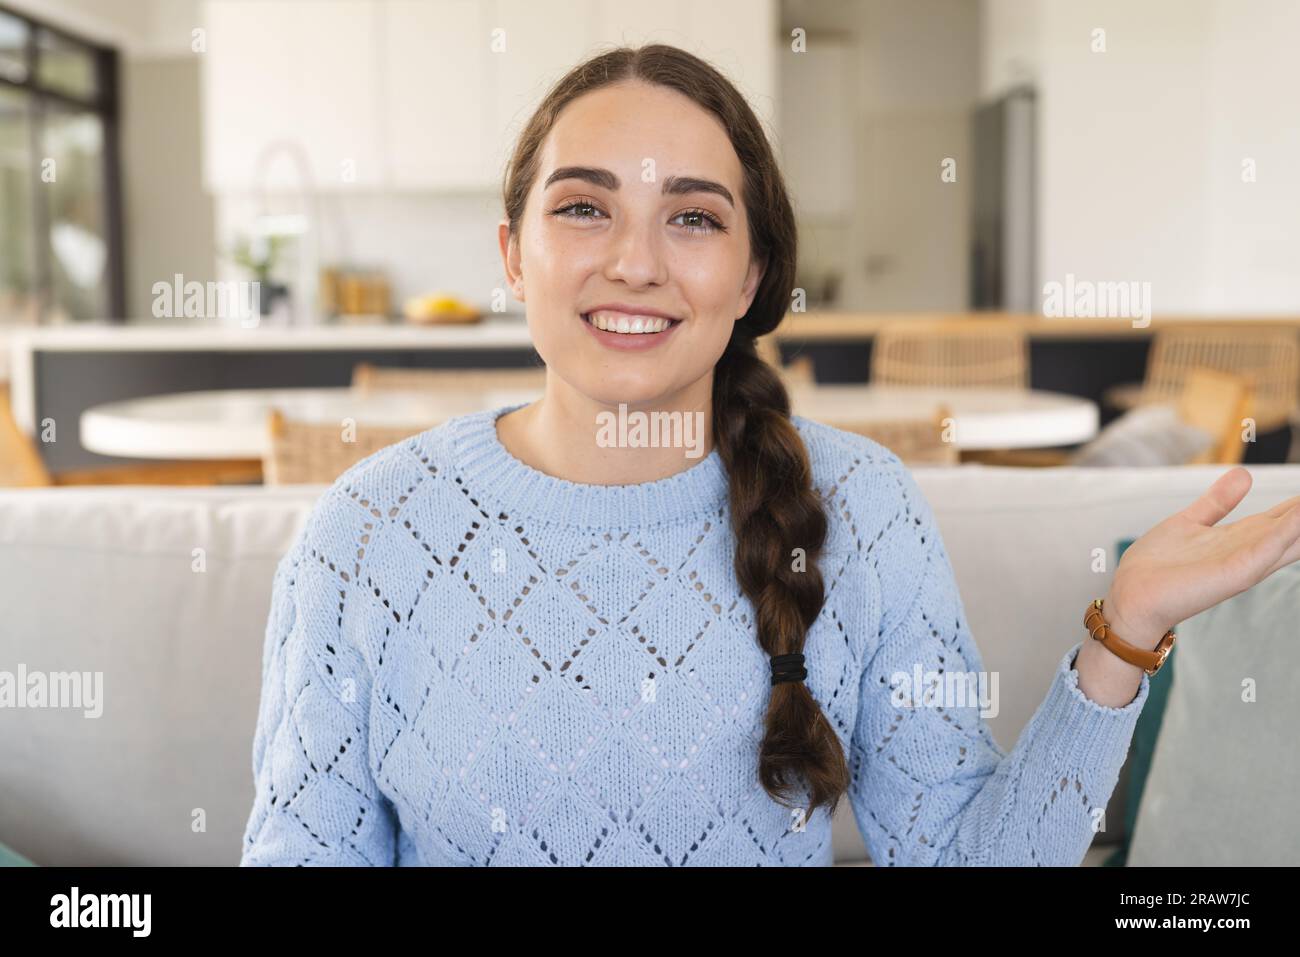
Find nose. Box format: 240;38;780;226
602;211;670;288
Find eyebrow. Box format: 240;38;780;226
543;166;735;209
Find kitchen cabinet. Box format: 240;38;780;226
485;0;601;186
201;0;776;193
384;0;492;189
485;0;777;178
201;0;387;191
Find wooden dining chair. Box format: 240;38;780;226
1177;367;1254;465
756;335;815;385
0;386;53;487
263;408;423;485
50;460;264;486
352;362;547;395
870;318;1029;389
1102;325;1299;432
838;404;958;466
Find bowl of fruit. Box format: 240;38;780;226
402;293;482;324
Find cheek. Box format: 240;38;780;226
689;313;740;360
520;227;582;322
671;247;750;324
524;227;604;318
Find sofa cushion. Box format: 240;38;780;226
0;485;325;866
1127;560;1300;865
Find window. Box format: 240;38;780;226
0;3;123;324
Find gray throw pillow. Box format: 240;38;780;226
1069;404;1215;467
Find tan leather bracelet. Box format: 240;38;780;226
1084;598;1177;676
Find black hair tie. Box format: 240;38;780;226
770;652;807;686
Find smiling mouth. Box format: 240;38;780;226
582;311;682;335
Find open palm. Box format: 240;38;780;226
1106;466;1300;646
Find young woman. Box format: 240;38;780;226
241;44;1300;866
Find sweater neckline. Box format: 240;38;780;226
448;401;730;528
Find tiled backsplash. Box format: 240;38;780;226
212;190;514;319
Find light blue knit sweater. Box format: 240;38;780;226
240;401;1149;866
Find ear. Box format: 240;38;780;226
498;219;524;301
737;256;766;319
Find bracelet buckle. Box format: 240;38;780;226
1085;597;1177;677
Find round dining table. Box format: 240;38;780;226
80;384;1099;460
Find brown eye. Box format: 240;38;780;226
550;200;605;221
671;208;726;234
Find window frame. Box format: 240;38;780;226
0;1;124;323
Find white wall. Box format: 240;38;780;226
980;0;1300;315
122;57;217;319
211;190;512;317
3;0;201;56
1201;0;1300;312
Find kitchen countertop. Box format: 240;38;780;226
6;311;1297;356
10;310;1295;468
778;311;1300;340
7;310;1296;402
1;314;536;352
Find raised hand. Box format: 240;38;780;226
1103;466;1300;650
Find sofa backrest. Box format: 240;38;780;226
3;464;1298;866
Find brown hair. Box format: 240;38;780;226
501;44;848;817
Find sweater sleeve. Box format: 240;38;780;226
240;521;400;866
846;460;1149;866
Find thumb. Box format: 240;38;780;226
1181;466;1252;527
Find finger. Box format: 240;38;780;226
1263;503;1300;578
1223;491;1300;531
1263;493;1300;519
1181;466;1253;527
1257;503;1300;578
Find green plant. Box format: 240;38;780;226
229;233;285;285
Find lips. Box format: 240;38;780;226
584;302;682;321
582;310;681;334
581;300;685;335
578;307;684;349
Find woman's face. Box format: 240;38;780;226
500;79;763;411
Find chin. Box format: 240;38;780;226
585;386;672;409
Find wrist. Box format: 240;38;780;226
1100;592;1167;652
1074;620;1146;706
1076;632;1146;685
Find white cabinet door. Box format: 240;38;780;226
485;0;600;189
683;0;777;133
592;0;776;131
592;0;690;47
588;0;776;131
201;0;385;191
480;0;775;191
201;0;778;193
384;0;492;189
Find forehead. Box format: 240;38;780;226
538;80;744;196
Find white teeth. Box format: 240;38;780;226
586;311;674;334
